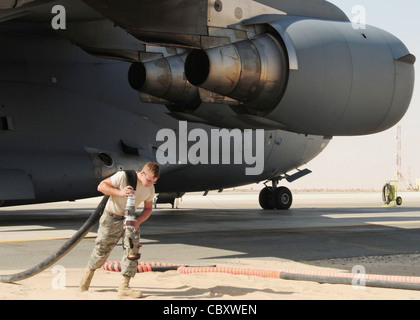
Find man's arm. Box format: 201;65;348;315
97;177;134;197
134;201;153;231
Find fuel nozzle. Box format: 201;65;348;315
123;193;141;261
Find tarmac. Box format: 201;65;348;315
1;190;420;300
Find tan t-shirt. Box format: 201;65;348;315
104;171;155;217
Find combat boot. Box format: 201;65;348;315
79;269;95;292
118;275;143;298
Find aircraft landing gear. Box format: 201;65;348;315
259;180;293;210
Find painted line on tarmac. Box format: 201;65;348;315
0;235;97;244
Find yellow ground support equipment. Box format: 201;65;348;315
382;180;403;206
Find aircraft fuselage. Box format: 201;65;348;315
0;22;329;206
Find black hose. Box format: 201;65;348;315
279;272;420;291
0;195;109;283
382;183;393;204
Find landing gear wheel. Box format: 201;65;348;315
396;196;403;206
273;187;293;210
259;186;293;210
259;187;274;210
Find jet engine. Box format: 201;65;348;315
128;54;201;109
184;17;415;136
185;33;288;111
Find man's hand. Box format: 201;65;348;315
98;177;134;197
119;186;134;197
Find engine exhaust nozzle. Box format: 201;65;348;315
128;54;200;107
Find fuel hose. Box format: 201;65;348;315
104;261;420;291
102;261;216;273
177;266;420;291
0;195;109;283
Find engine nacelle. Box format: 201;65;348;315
185;33;288;111
128;54;200;109
185;17;415;136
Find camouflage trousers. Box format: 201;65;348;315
87;212;140;277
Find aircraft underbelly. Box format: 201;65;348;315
0;169;35;201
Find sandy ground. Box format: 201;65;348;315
2;255;420;300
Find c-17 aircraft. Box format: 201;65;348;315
0;0;415;210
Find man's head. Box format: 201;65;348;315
139;162;160;187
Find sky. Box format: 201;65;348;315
289;0;420;190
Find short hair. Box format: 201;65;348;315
143;162;160;179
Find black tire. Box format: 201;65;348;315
273;187;293;210
396;196;403;206
259;187;275;210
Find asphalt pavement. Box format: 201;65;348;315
1;191;420;273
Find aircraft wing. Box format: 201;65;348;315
80;0;347;48
0;0;414;137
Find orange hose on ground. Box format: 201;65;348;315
102;261;216;273
177;266;420;291
178;266;281;278
177;266;420;283
102;261;420;291
102;261;184;273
